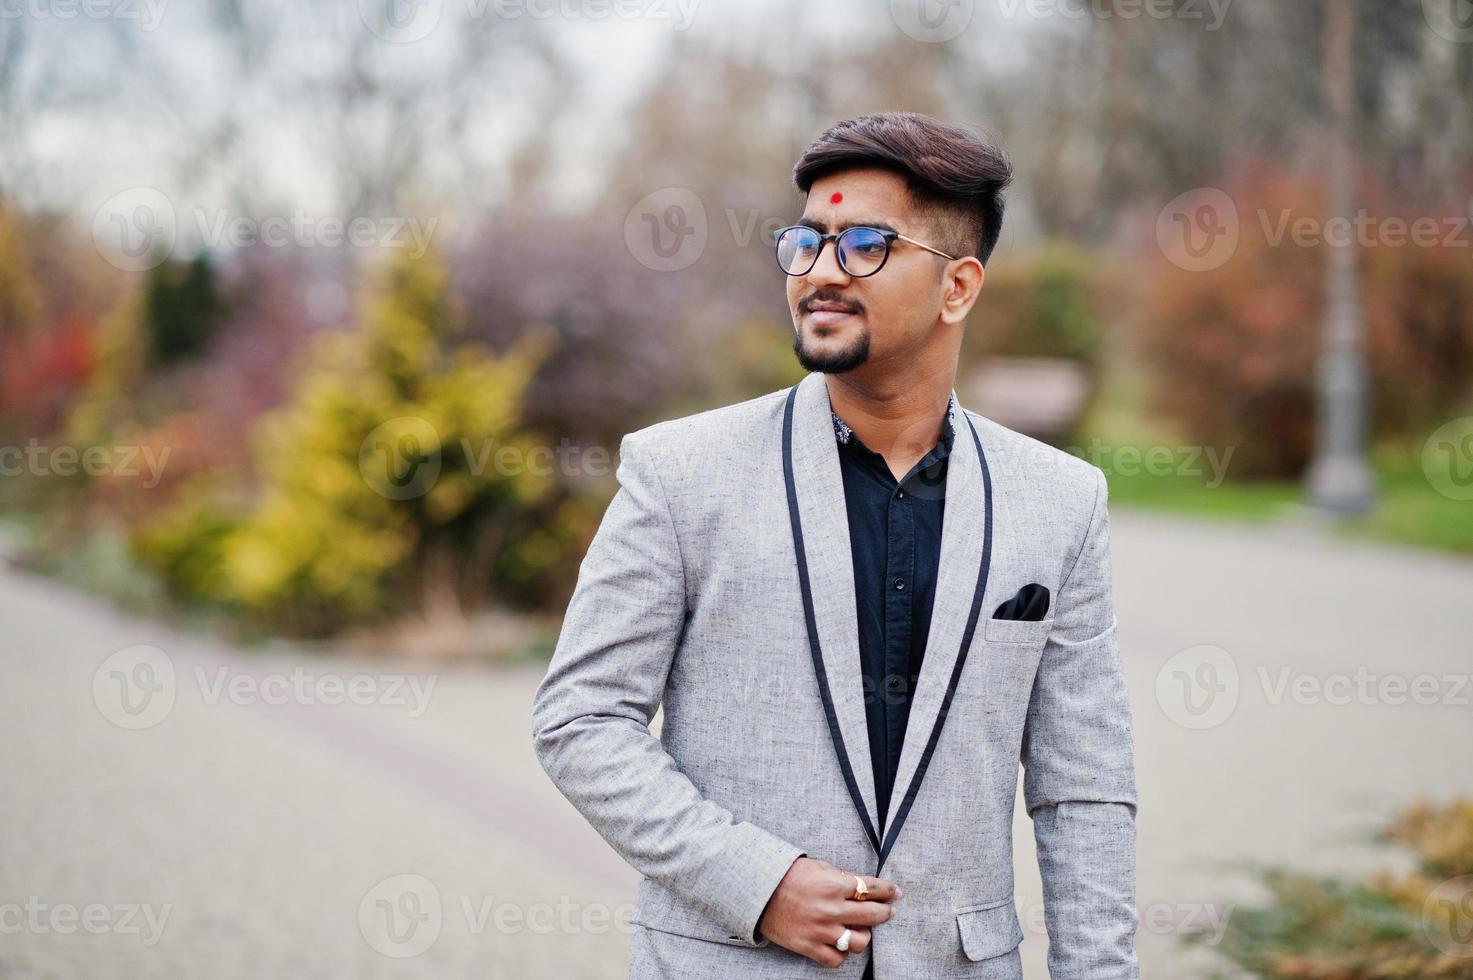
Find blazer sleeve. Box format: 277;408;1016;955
530;432;806;947
1020;466;1140;979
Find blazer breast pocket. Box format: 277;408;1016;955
984;615;1054;646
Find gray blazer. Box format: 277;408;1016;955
531;371;1139;978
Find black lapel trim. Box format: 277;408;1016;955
783;383;882;856
874;409;993;873
783;386;995;872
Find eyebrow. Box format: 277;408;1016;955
796;216;900;235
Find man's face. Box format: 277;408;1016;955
786;166;950;375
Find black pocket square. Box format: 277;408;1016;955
992;583;1050;622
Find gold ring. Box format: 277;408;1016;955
852;874;869;901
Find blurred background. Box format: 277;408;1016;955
2;1;1471;977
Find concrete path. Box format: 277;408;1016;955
2;510;1469;978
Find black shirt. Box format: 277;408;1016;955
830;396;955;830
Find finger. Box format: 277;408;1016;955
840;899;897;927
834;872;901;903
841;926;872;953
830;870;858;899
854;874;902;902
806;941;846;968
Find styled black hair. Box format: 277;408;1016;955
793;111;1014;265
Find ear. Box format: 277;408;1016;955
939;256;985;327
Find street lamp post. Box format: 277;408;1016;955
1306;0;1375;514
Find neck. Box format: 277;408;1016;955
824;368;954;462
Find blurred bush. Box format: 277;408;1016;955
143;254;228;367
135;247;576;638
455;213;700;448
965;244;1111;366
697;318;806;409
1139;162;1473;478
1364;236;1473;438
0;198;42;383
59;249;314;527
1193;797;1473;978
0;197;117;442
961;244;1116;445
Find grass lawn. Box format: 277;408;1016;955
1343;457;1473;553
1078;362;1473;555
1099;447;1473;555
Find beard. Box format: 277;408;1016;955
792;321;870;374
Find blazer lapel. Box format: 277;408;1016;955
784;371;995;871
786;371;883;844
880;385;991;859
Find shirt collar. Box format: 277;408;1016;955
832;393;957;448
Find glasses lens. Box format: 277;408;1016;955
836;227;889;276
776;227;821;275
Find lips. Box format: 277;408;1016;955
805;302;859;326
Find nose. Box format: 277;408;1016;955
804;239;851;289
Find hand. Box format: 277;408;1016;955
757;857;903;968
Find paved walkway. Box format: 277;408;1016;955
1;510;1469;977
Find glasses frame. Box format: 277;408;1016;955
773;224;958;278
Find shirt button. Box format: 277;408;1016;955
893;577;905;590
896;489;905;498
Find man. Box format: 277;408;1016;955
531;111;1139;978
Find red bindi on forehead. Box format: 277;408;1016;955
829;192;843;204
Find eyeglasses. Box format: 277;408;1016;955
773;224;957;278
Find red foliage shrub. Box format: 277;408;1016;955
1137;159;1473;478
